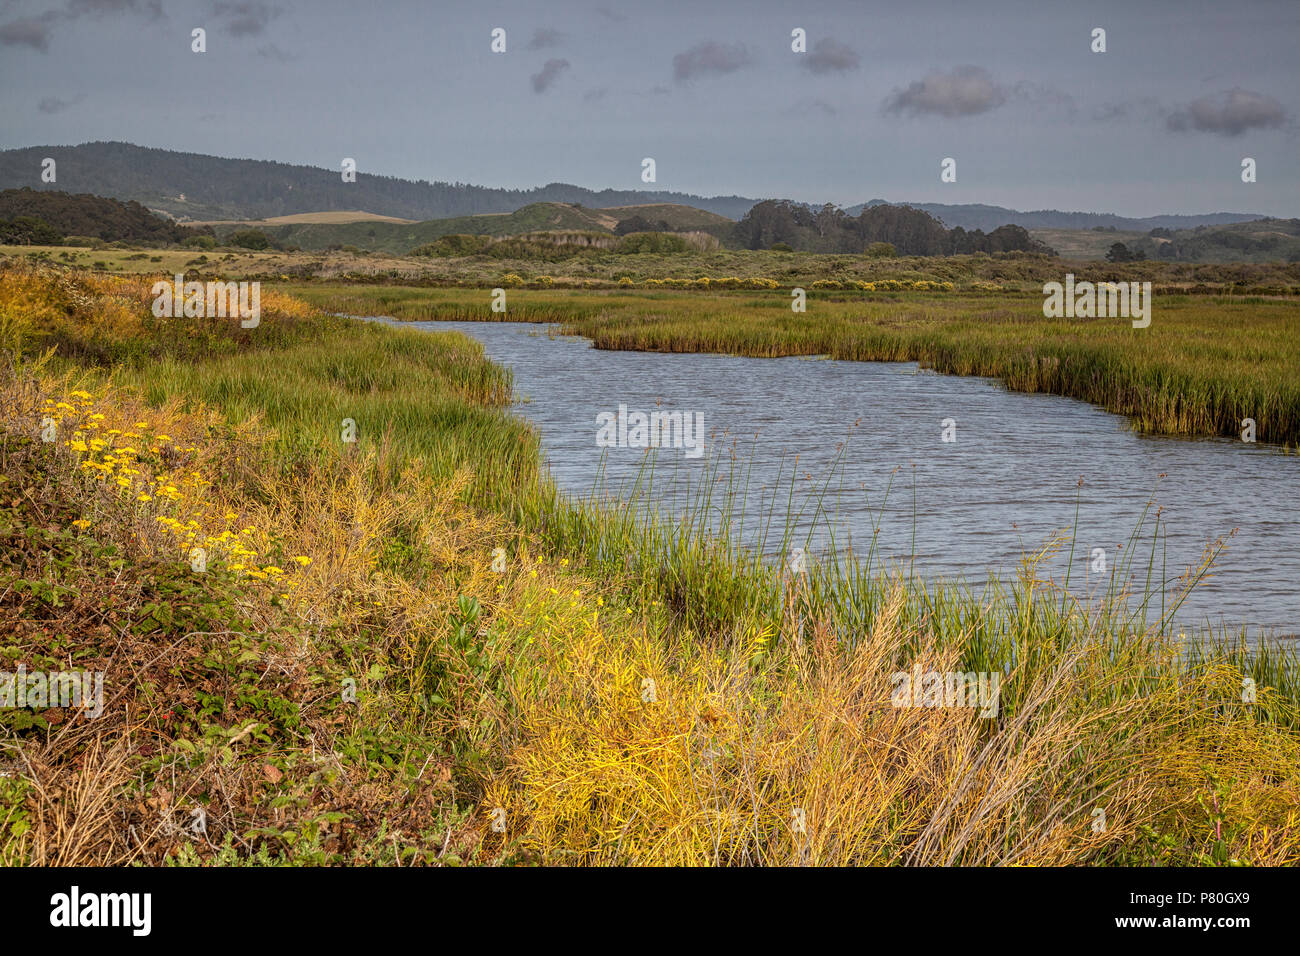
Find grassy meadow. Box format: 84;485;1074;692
1;258;1298;867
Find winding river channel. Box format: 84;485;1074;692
382;318;1299;640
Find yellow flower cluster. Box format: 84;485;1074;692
809;278;956;292
47;389;312;585
643;276;780;290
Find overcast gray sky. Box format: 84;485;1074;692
2;0;1297;215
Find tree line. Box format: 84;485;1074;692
731;200;1051;255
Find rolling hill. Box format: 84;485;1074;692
215;201;733;253
0;142;757;222
848;200;1261;233
1029;218;1300;263
1131;218;1300;263
191;210;416;227
0;143;1268;235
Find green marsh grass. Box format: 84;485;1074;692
37;268;1292;702
287;284;1300;446
8;261;1298;865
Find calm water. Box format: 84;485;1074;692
384;318;1299;638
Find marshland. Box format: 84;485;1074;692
2;255;1298;866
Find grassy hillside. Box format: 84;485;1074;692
1029;228;1151;260
192;210;417;227
217;202;734;254
1138;219;1300;263
222;203;615;253
1035;219;1300;264
600;203;734;230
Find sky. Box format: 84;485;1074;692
1;0;1297;216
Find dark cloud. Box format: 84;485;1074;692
531;58;570;93
672;40;752;82
38;93;85;113
0;12;56;50
211;1;281;38
801;38;859;75
1166;88;1287;136
0;0;159;51
883;65;1007;118
526;27;563;50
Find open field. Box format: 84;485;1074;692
1;244;421;279
1030;228;1152;260
288;284;1300;447
2;261;1298;865
188;210;418;227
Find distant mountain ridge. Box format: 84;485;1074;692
0;142;1267;232
846;200;1262;233
0;142;755;222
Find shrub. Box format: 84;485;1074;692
228;229;272;251
0;215;64;245
615;232;689;255
412;234;493;257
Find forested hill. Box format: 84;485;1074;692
0;142;757;223
0;188;205;243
